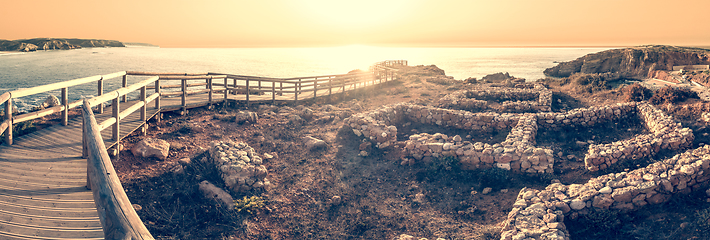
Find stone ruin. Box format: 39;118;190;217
343;101;692;174
436;83;552;113
340;82;704;239
501;146;710;240
209;140;270;192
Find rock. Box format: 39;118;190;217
599;186;612;194
414;193;426;203
482;187;492;195
300;107;314;120
132;204;142;211
304;136;327;151
131;138;170;160
178;157;191;165
570;199;586;210
198;180;234;206
359;151;369;157
42;95;61;108
395;234;415;240
331;195;342;205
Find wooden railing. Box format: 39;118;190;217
0;71;127;145
0;59;407;238
82;99;154;240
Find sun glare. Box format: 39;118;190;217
295;0;409;29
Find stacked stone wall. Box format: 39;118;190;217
583;103;694;171
345;104;556;173
500;146;710;240
437;83;552;112
209;141;269;192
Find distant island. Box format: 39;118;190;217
123;42;160;47
0;38;157;52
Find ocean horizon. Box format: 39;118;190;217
0;46;610;111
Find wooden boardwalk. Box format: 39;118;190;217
0;61;406;239
0;100;164;239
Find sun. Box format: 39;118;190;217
294;0;410;30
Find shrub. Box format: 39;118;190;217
649;86;699;105
234;196;266;214
622;83;653;102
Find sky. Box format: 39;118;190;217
1;0;709;48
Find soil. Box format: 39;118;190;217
16;66;710;239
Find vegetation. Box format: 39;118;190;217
648;86;699;105
622;83;653;102
234;196;266;214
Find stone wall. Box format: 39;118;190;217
583;103;694;171
344;101;693;174
500;145;710;240
209;141;269;192
437;83;552;112
402;114;554;173
344;104;556;173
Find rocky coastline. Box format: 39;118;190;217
0;38;126;52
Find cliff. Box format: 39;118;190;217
0;38;125;52
544;45;710;79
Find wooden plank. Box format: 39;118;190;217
82;100;154;239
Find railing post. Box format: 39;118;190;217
140;85;146;136
280;82;283;96
61;87;68;126
313;77;318;100
246;77;250;107
224;78;228;101
4;99;12;145
208;78;213;106
97;78;104;114
258;79;261;97
181;79;187;114
82;111;87;158
294;79;300;104
272;81;275;104
112;97;119;141
121;75;127;102
155;78;161;123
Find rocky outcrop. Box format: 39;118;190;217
544;45;710;79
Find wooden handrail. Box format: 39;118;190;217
0;92;9;106
158;75;227;80
13;99;83;124
87;76;159;107
10;71;126;98
126;71;209;76
82;99;154;240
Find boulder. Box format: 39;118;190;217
304;136;327;151
131;138;170;160
198;180;234;206
42;95;61;108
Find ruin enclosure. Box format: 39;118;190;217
341;81;702;240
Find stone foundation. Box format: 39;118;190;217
500;145;710;240
437;83;552;112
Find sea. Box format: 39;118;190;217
0;46;609;111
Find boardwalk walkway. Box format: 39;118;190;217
0;60;406;239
